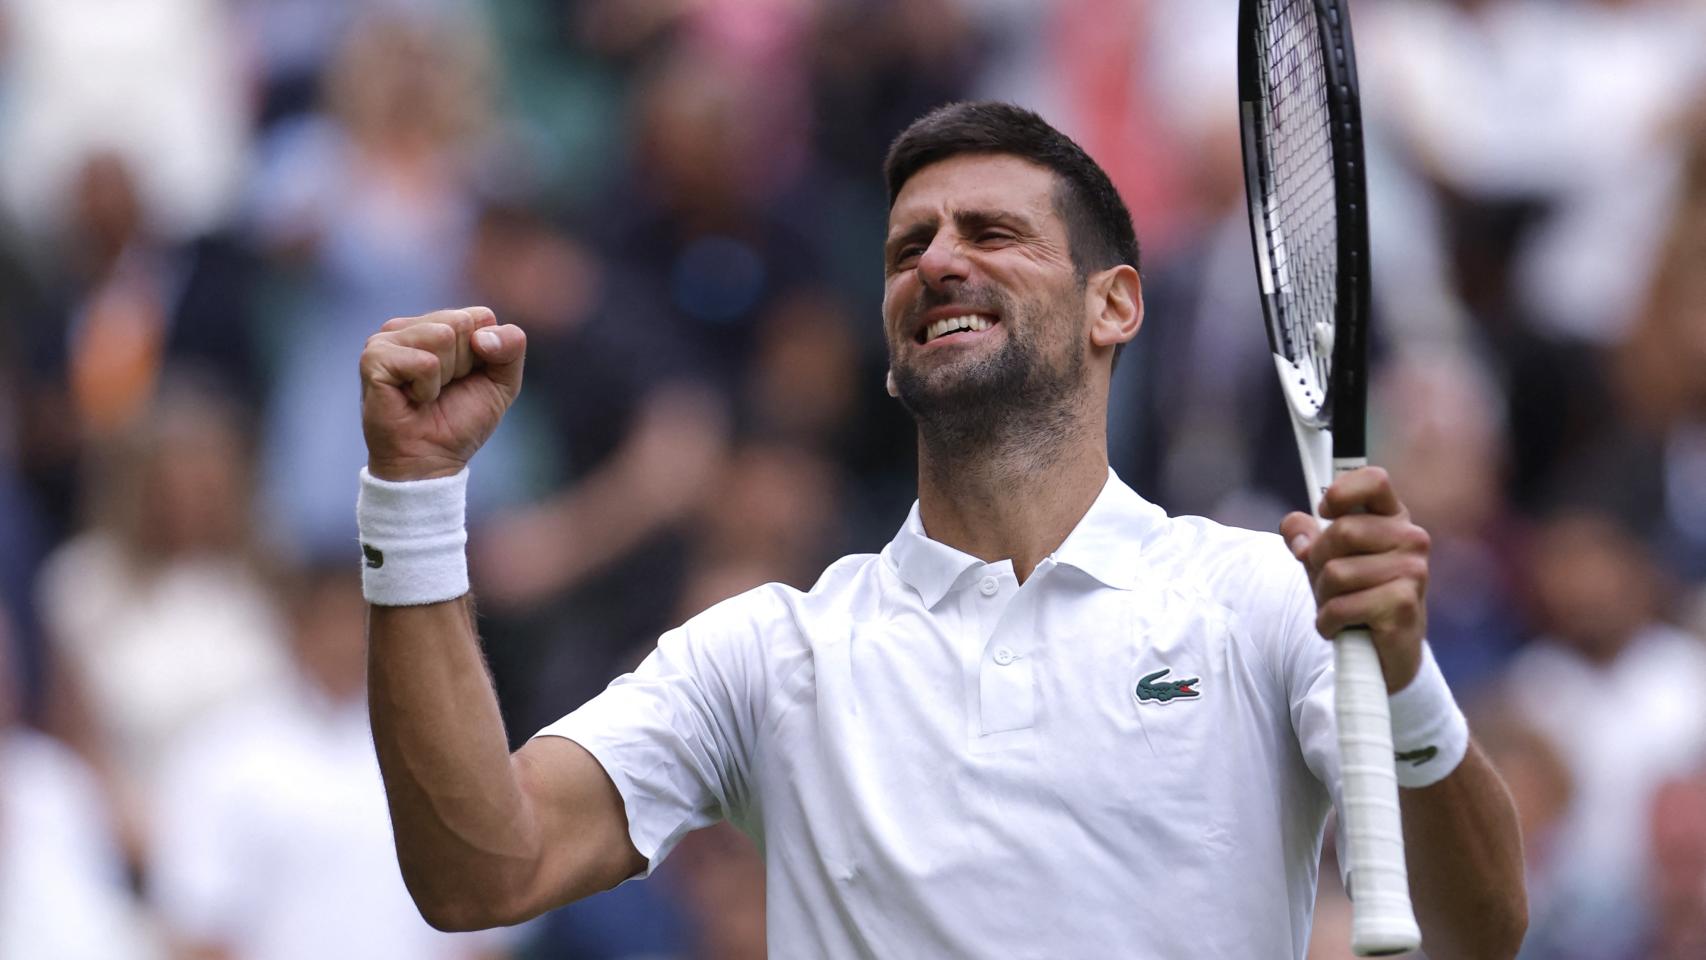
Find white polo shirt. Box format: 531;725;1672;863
537;470;1345;958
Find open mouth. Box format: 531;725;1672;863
916;313;997;345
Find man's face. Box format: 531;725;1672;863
882;154;1090;427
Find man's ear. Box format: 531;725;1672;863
885;368;899;397
1088;264;1143;350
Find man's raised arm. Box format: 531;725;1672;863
1284;468;1527;958
358;307;646;931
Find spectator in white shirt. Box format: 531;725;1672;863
150;563;508;960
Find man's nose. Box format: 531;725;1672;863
917;231;969;293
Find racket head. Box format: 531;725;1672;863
1238;0;1371;460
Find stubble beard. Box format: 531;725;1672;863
890;287;1091;482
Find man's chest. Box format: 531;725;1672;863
754;581;1302;885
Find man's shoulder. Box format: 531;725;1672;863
677;552;887;641
1125;510;1313;643
1144;511;1298;590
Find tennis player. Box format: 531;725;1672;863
356;103;1525;958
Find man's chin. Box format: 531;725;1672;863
892;359;1011;421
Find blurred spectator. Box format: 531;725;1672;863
36;379;290;867
1607;102;1706;586
1471;704;1576;960
469;202;726;618
0;0;248;243
0;601;158;960
463;201;729;735
231;0;359;130
150;563;508;960
692;441;844;594
9;149;268;547
1646;769;1706;960
59;153;266;432
592;47;826;395
1503;506;1706;958
742;292;912;541
0;379;48;721
662;823;766;960
1362;0;1706;345
745;291;860;453
809;0;983;187
1373;351;1525;698
250;6;530;558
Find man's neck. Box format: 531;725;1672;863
914;432;1110;583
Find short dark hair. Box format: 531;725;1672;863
883;101;1140;277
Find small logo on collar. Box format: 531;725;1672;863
1135;668;1200;704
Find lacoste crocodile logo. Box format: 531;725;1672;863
362;544;385;569
1396;746;1438;767
1136;668;1201;704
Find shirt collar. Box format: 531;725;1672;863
885;501;987;608
884;468;1166;605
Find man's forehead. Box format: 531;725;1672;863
887;154;1060;229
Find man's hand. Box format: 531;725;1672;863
1280;466;1431;693
360;307;526;481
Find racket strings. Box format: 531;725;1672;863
1254;0;1338;413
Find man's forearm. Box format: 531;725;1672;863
1400;741;1528;958
368;598;542;930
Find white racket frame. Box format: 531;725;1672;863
1274;353;1421;955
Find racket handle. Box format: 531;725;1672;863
1335;628;1422;956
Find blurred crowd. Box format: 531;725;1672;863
0;0;1704;957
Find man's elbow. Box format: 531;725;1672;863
1446;890;1528;960
402;869;540;933
1486;893;1529;959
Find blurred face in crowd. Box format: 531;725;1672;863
882;154;1093;448
136;405;249;556
1528;512;1659;663
290;569;369;703
636;54;758;212
328;13;488;155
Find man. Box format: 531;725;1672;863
356;102;1526;957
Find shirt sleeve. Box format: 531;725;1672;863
1260;541;1349;877
532;590;771;876
1275;564;1340;795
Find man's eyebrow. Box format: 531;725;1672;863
885;208;1036;258
953;208;1034;233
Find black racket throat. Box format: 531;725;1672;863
1238;0;1372;461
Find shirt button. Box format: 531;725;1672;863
979;576;999;596
993;646;1017;665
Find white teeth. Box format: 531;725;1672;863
924;314;993;342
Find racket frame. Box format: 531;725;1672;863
1237;0;1422;954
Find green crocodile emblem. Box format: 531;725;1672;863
1136;668;1201;703
1396;745;1439;767
362;543;385;569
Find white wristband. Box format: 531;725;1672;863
357;467;470;606
1387;643;1469;788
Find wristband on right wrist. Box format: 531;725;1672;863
1387;642;1470;789
356;467;470;607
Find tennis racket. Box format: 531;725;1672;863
1237;0;1421;954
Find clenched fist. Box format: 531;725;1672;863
360;307;526;481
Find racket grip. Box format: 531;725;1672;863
1335;628;1422;956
